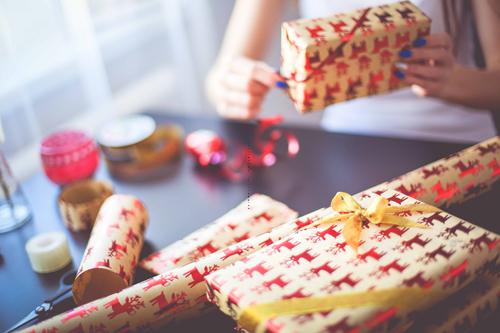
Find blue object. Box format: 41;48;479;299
275;81;288;89
399;49;412;58
413;38;427;47
394;70;406;80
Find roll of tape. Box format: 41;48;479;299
25;232;72;273
58;180;113;231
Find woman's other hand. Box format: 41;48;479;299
206;57;285;120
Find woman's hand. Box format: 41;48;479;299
396;33;456;98
206;57;285;120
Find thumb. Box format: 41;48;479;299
252;62;283;87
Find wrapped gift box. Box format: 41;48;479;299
281;1;431;113
369;136;500;208
205;190;499;333
140;194;297;274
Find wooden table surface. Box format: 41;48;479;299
0;112;498;332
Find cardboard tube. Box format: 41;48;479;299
72;194;148;305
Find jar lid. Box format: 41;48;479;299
96;115;156;148
41;131;94;156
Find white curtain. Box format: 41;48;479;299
0;0;219;179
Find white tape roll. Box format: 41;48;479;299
25;232;72;273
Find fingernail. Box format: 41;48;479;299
413;38;427;47
395;62;408;70
394;70;405;80
275;80;288;89
399;49;412;58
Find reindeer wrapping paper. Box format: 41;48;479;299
369;136;500;208
281;1;431;113
140;194;297;274
72;195;148;305
205;190;499;333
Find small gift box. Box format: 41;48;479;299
140;194;297;274
281;0;431;112
205;190;499;333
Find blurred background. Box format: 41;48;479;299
0;0;322;180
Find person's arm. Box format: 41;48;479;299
206;0;286;119
400;0;500;110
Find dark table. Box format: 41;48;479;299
1;112;498;332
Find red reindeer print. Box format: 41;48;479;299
395;233;431;252
107;223;120;236
328;241;349;255
439;260;468;285
108;240;128;259
302;261;339;280
368;70;384;94
233;232;250;243
373;35;389;53
119;208;135;221
421;165;449;179
253;212;273;223
302;88;318;109
227;287;245;309
324;273;361;292
418;245;455;264
324;83;341;103
476;142;500;156
439;221;475;239
488;158;500;177
95;259;110;268
386;193;407;205
196;241;218;256
395;31;410;47
143;273;177;291
420;211;451;226
324;316;355;333
380;49;393;64
150;292;187;316
453;160;484;178
118;265;129;283
350;41;367;59
125;228;140;247
308;225;341;242
294;217;316;230
104;296;145;319
346;77;362;99
358;55;371;71
431;181;460;204
336;61;349;76
282;287;310;299
329;20;348;34
62;304;98;322
372;226;409;241
395;183;426;198
262;274;290;290
352;247;386;264
271;239;299;253
402;272;434;289
259;237;274;247
243;261;270;278
221;246;245;261
371;259;409;278
283;249;318;267
464;181;488;199
467;232;499;253
308;50;321;64
306;25;324;38
183;265;219;288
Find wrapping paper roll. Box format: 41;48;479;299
368;136;500;208
72;194;148;305
140;194;298;274
58;180;113;231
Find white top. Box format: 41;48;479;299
299;0;496;143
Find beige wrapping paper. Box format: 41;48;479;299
368;136;500;207
72;194;148;305
140;194;297;274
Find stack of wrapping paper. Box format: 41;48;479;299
140;194;297;274
205;190;499;333
21;137;499;332
281;0;431;112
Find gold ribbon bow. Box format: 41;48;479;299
308;192;441;252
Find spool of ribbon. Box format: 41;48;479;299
307;192;441;252
185;115;299;181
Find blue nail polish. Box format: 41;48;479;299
394;70;405;80
413;38;426;47
399;49;412;58
275;81;288;89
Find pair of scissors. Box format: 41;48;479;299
6;270;76;333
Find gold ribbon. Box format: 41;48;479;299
238;287;448;333
308;192;441;252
